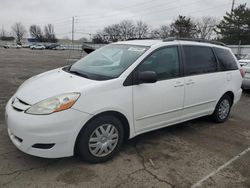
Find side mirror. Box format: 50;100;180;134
138;71;157;84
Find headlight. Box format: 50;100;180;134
25;93;80;115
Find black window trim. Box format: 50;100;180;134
123;45;183;86
180;45;219;77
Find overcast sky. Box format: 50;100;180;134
0;0;248;39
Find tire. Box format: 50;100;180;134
77;115;124;163
212;94;232;123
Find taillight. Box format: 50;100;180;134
240;68;245;78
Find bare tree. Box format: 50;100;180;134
11;22;26;44
119;20;135;40
103;20;138;41
92;32;108;44
195;16;218;40
44;24;57;43
94;20;152;42
104;24;121;42
29;24;43;42
135;20;149;38
151;25;170;39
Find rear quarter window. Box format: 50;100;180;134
214;48;238;71
183;46;217;76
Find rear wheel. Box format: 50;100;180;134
77;115;124;163
212;94;232;123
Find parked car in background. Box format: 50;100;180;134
239;54;250;89
54;45;66;50
45;43;59;50
15;45;22;49
239;54;250;66
5;39;243;163
3;44;22;49
30;44;46;50
3;44;10;49
21;44;31;48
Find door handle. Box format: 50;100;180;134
186;82;195;85
186;79;195;85
174;81;184;87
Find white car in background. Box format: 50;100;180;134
239;54;250;89
5;39;243;163
3;44;22;49
54;45;66;50
30;44;46;50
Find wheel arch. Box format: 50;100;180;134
222;91;234;105
74;110;131;155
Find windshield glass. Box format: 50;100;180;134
69;44;148;80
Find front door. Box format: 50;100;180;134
133;46;184;133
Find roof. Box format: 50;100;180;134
178;41;229;49
114;38;228;49
115;40;162;46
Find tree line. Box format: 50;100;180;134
0;23;57;45
93;4;250;45
93;16;218;43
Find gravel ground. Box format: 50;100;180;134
0;48;250;188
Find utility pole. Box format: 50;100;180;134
72;16;75;44
1;25;5;37
231;0;235;14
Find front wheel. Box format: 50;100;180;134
212;94;232;123
77;115;124;163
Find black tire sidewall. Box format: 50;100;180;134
77;115;124;163
213;95;232;123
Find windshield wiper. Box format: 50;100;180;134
69;70;89;78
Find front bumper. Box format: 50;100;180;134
5;98;92;158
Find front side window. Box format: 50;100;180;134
69;44;148;80
214;48;238;71
183;46;217;75
138;46;180;80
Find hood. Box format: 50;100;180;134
15;68;97;104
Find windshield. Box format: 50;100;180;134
69;44;149;80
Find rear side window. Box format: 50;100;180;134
183;46;217;75
214;48;238;71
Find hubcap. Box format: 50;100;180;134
88;124;119;157
218;99;230;120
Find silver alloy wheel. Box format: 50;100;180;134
88;124;119;157
218;99;230;120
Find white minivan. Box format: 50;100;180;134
5;39;243;163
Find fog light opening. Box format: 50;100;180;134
32;143;55;149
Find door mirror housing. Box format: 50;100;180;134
138;71;157;84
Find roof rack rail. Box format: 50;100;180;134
126;37;157;41
163;37;227;47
